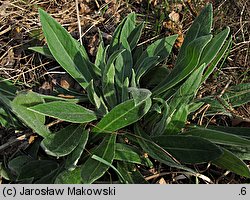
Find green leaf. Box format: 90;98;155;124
120;12;136;47
222;83;250;107
134;124;192;171
55;168;82;184
115;143;145;165
109;12;135;55
114;48;133;103
41;124;86;157
135;56;159;85
0;78;17;100
86;80;108;116
11;91;50;138
95;40;105;70
39;9;92;89
81;134;116;183
184;126;250;147
127;22;144;50
102;49;125;108
198;27;230;67
28;46;54;59
152;135;223;164
202;36;232;82
28;101;97;123
168;63;206;112
92;89;152;134
207;126;250;140
117;162;148;184
134;35;178;70
141;65;170;88
129;87;152;105
17;160;58;181
175;4;213;65
165;104;188;135
212;147;250;178
91;155;127;183
35;168;61;184
8;155;33;176
65;129;89;170
153;35;212;96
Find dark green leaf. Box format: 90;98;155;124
152;135;223;164
134;124;193;171
184;126;250;147
41;124;86;157
198;27;230;67
115;143;145;165
81;134;116;183
17;160;58;181
134;35;178;70
212;147;250;178
202;36;232;82
86;80;108;116
8;156;33;176
117;162;148;184
55;168;82;184
65;129;89;170
127;22;144;50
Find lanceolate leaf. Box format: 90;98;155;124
202;36;232;82
55;168;82;184
135;56;159;85
92;88;152;134
222;83;250;107
127;22;144;50
81;134;116;183
184;126;250;147
212;147;250;178
65;129;89;170
86;80;108;116
17;160;58;181
29;101;97;123
134;124;193;171
134;35;178;70
109;13;135;55
0;78;17;100
39;9;92;89
153;35;212;97
198;27;230;67
41;124;86;157
28;46;53;59
117;162;148;184
152;135;223;164
175;4;213;65
115;143;145;165
168;63;206;112
11;91;50;138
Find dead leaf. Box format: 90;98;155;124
157;177;167;184
169;11;180;23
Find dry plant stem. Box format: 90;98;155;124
0;132;33;152
145;171;213;184
75;0;83;46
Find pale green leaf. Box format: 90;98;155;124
28;101;97;123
